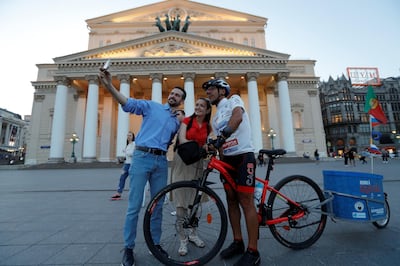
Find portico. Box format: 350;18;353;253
25;0;326;165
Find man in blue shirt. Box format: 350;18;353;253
99;69;186;266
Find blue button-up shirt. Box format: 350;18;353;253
122;98;180;151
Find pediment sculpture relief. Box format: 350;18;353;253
143;43;201;57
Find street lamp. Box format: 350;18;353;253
267;128;277;150
69;133;79;163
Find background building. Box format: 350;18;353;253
319;75;400;157
0;108;28;164
25;0;326;165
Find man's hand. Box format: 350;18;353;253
212;135;226;149
98;69;112;89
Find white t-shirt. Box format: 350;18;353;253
212;96;254;156
124;142;136;164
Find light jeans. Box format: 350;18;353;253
123;149;168;249
117;163;130;194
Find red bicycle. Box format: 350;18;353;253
143;141;327;265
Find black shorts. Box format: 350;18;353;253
220;152;256;194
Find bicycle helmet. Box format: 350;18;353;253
202;79;231;96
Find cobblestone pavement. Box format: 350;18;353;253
0;158;399;265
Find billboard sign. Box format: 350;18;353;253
347;67;381;86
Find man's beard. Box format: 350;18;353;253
168;98;180;107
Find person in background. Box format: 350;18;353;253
172;98;211;256
175;109;185;122
111;131;135;200
382;149;389;163
359;148;368;164
343;148;349;166
349;149;356;167
314;149;320;164
99;67;186;266
203;79;260;266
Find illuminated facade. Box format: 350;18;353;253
26;0;326;164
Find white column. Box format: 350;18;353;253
266;87;280;148
309;90;327;157
246;72;263;152
116;74;131;159
183;73;195;115
49;77;70;162
99;96;113;161
277;72;296;153
73;93;86;162
151;73;163;103
82;75;99;161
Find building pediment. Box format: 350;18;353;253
54;31;289;63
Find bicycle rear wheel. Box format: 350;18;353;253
372;195;390;229
267;175;327;249
143;181;227;266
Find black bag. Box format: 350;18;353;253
177;141;202;165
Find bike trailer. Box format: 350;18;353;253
323;170;386;222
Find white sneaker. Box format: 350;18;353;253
178;239;188;256
189;234;205;248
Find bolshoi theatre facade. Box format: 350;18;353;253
25;0;326;165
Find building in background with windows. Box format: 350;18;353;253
0;108;29;164
318;75;400;157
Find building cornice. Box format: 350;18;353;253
54;57;289;78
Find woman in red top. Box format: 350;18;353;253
171;97;212;256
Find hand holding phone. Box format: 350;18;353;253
101;59;111;71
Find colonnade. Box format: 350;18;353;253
48;72;295;162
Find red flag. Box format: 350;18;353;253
364;86;387;124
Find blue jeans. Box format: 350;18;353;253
124;149;168;249
117;163;130;194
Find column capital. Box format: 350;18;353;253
182;72;196;81
85;75;99;84
117;74;131;83
246;72;259;81
150;73;163;82
54;76;71;86
276;72;290;81
214;72;228;80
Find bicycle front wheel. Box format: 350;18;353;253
143;181;227;266
267;175;327;249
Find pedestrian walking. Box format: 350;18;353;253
111;131;135;200
314;149;320;164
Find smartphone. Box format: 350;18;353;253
102;59;111;70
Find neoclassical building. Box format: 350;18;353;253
25;0;326;165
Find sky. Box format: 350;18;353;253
1;0;399;117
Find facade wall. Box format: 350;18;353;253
25;1;326;164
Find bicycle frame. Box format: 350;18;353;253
203;152;307;227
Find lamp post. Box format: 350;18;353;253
267;128;277;150
69;133;79;163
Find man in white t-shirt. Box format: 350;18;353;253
203;79;260;266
